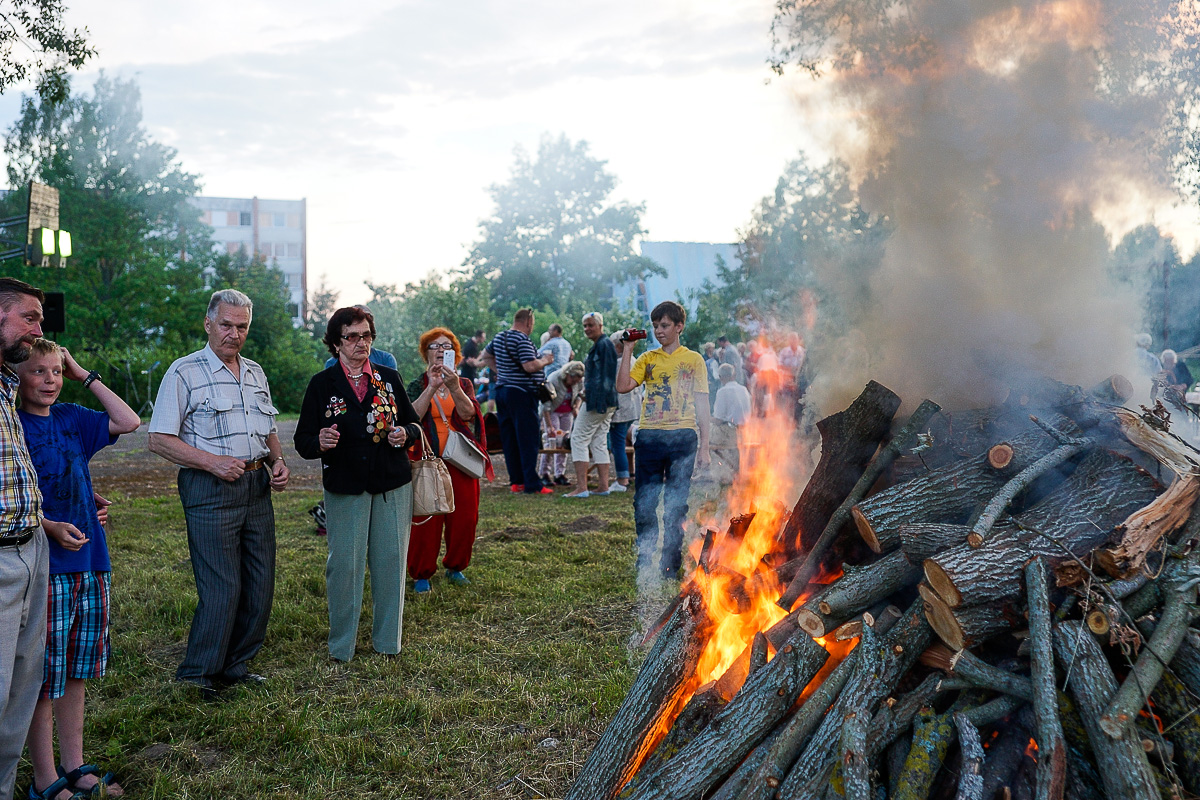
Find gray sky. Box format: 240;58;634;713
9;0;822;304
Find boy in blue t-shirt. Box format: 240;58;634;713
16;339;140;800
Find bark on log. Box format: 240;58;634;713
925;449;1160;608
1096;472;1200;579
1149;671;1200;797
901;523;974;565
1052;620;1158;800
920;584;1024;651
854;419;1079;554
889;405;1041;484
893;705;962;800
623;631;829;800
775;398;938;607
624;682;724;787
953;712;985;800
1100;552;1200;738
1025;557;1065;800
839;710;870;800
565;591;708;800
795;551;922;637
776;380;901;562
948;649;1034;701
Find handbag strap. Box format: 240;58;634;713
414;424;437;461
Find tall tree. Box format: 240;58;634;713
305;274;341;341
465;134;658;315
0;2;94;103
1;74;212;349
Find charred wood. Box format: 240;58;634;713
980;706;1036;800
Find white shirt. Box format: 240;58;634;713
713;382;752;426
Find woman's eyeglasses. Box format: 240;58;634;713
342;332;374;343
426;343;454;351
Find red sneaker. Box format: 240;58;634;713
510;484;524;493
536;487;555;494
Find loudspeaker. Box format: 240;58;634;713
42;292;64;334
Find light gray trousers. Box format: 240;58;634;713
0;530;47;800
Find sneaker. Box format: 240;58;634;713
414;579;432;594
554;475;570;486
446;570;471;586
510;484;524;493
534;487;555;494
608;484;628;493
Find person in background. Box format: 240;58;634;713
617;301;711;579
539;361;583;487
17;339;140;800
407;328;492;594
1161;349;1193;394
608;333;642;492
0;278;48;800
778;332;806;414
702;343;720;383
1136;333;1162;377
537;324;573;380
710;363;752;481
148;290;290;696
564;313;618;498
324;304;396;371
717;335;744;384
459;330;486;385
293;306;421;661
482;309;555;494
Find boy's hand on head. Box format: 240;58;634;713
59;348;90;382
43;519;89;551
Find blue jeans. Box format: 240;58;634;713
634;428;698;574
608;420;633;479
495;385;545;493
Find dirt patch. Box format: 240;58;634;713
563;515;606;533
487;526;537;542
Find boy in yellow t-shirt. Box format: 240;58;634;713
616;301;710;579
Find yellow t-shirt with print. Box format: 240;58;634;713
629;346;709;431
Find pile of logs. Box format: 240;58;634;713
566;375;1200;800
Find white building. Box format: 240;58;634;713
616;241;739;320
189;196;307;322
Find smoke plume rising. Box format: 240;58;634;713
783;0;1190;411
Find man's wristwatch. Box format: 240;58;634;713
82;370;102;388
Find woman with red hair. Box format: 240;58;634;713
406;328;493;594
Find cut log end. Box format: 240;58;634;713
1091;374;1134;403
852;505;882;554
988;443;1015;470
795;608;828;638
919;585;968;651
1086;608;1111;636
966;531;984;548
923;560;963;608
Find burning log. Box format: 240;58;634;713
794;550;921;637
565;591;708;800
776;379;901;562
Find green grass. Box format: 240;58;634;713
22;488;648;799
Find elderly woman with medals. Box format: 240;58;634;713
294;307;422;661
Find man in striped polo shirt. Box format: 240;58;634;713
482;308;555;494
0;278;48;800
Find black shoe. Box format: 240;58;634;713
554;475;570;486
226;672;267;687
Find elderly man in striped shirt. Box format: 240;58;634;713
0;278;48;800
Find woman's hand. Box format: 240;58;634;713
387;425;408;448
427;361;447;390
319;424;340;452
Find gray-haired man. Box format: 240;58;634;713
148;290;290;696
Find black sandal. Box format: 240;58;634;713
27;775;78;800
57;765;118;798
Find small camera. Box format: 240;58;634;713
622;328;648;342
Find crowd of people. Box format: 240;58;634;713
0;273;796;800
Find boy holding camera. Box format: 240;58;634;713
616;301;710;579
16;339;140;799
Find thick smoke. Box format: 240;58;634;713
796;0;1183;411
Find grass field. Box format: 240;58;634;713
18;486;660;799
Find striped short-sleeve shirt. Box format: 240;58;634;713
485;329;541;390
0;365;42;537
148;345;279;460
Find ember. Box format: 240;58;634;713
567;375;1200;800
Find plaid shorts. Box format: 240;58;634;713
41;571;111;699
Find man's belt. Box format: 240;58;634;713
0;526;38;547
244;457;271;472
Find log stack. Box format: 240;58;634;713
567;376;1200;800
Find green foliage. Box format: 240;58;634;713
305;274;340;341
366;273;497;380
1109;224;1200;352
212;250;325;411
465;133;659;315
0;2;94;103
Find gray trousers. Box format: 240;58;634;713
177;468;275;685
0;530;47;800
323;485;412;661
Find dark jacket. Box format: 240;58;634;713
584;335;618;413
294;362;422;495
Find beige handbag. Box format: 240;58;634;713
410;427;455;518
432;396;488;480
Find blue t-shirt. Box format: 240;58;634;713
18;404;117;574
538;337;572;379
